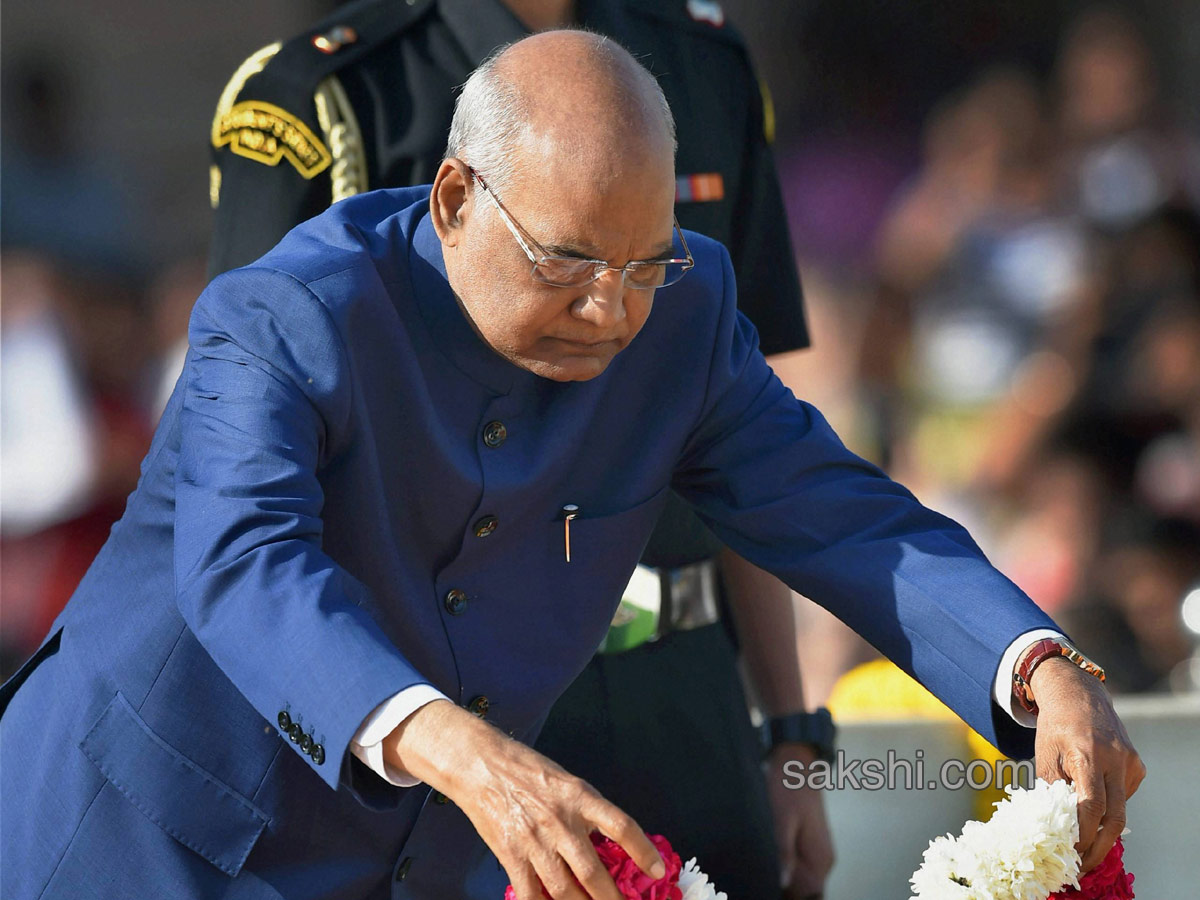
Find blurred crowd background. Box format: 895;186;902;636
3;1;1199;704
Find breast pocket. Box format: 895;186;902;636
533;486;672;650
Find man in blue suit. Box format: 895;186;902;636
1;31;1141;900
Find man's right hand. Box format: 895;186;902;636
383;699;666;900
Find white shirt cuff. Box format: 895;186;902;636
994;628;1067;727
350;684;451;787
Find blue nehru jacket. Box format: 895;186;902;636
0;186;1057;899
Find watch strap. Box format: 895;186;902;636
761;707;836;762
1013;638;1106;715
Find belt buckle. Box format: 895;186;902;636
666;560;720;631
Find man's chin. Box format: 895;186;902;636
522;351;616;382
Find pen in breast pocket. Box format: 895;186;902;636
561;504;579;562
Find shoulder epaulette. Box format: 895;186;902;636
233;0;436;107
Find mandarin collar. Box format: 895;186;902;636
408;209;539;395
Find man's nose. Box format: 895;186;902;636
572;269;628;326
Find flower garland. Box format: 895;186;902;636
504;832;727;900
909;778;1134;900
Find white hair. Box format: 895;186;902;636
444;32;677;197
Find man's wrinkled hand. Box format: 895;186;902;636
1028;658;1146;873
767;744;834;900
385;700;665;900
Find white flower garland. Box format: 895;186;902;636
677;857;729;900
910;778;1082;900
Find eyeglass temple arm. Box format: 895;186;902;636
470;170;544;264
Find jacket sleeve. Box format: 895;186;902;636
174;265;431;797
672;247;1058;758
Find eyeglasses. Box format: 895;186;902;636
470;168;694;290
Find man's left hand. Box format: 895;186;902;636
766;743;834;900
1028;658;1147;872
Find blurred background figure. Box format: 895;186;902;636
748;1;1200;706
1054;6;1199;231
0;51;199;677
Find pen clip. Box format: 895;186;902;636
561;504;579;563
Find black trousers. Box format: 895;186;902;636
535;623;780;899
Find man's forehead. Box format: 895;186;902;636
512;189;677;258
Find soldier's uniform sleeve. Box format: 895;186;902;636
725;74;809;354
207;43;336;279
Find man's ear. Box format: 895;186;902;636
431;158;473;246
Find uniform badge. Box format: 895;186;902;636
675;173;725;203
686;0;725;27
212;100;332;179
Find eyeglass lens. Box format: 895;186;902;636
533;259;689;290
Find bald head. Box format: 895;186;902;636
445;30;676;194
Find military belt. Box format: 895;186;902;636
597;559;721;655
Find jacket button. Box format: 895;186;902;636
467;695;489;718
395;857;413;882
473;515;498;538
311;743;325;765
277;710;291;730
482;421;507;448
444;589;468;615
288;723;303;743
299;732;313;753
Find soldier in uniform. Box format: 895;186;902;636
208;2;830;896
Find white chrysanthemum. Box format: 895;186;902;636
910;778;1082;900
677;858;728;900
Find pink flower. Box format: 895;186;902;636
1049;838;1135;900
504;832;683;900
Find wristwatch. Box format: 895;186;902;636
759;707;836;762
1013;637;1106;715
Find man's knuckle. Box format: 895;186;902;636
1063;747;1095;769
595;810;635;838
564;773;596;796
574;857;604;884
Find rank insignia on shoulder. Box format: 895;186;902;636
675;173;725;203
212;100;332;179
312;25;358;55
686;0;725;27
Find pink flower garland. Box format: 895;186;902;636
505;832;684;900
1050;838;1135;900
